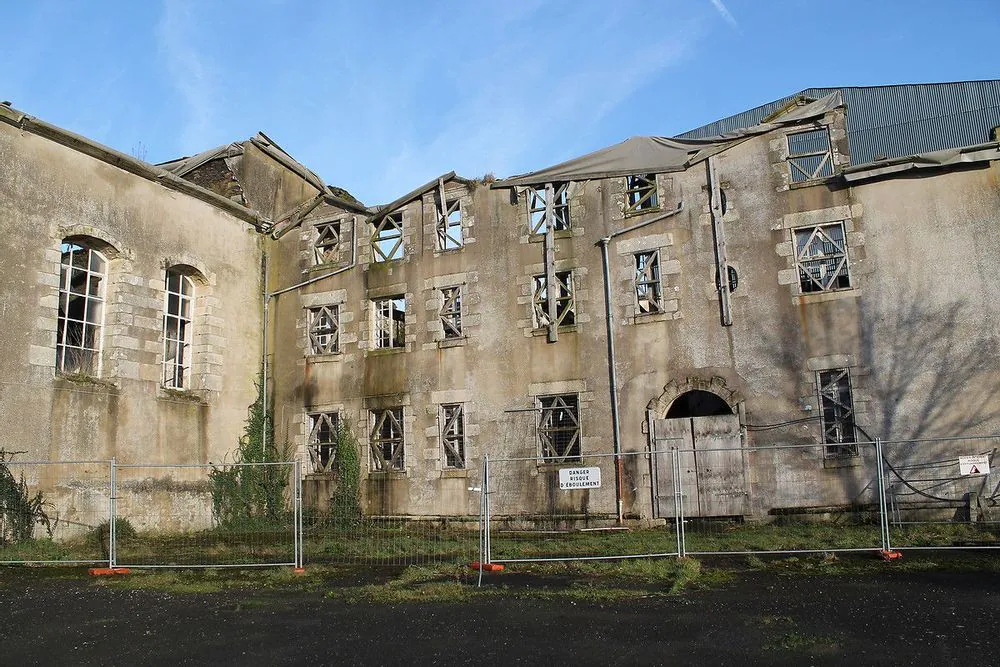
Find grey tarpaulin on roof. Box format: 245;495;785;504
494;92;843;187
843;142;1000;182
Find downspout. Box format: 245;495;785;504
595;202;683;526
262;253;269;457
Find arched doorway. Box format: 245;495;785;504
649;384;748;519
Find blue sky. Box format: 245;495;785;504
1;0;997;205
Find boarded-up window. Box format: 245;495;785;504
787;128;834;183
538;394;581;463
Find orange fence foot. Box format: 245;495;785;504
469;562;504;572
89;567;131;576
293;567;306;575
879;550;903;561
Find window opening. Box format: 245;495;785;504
634;250;662;314
437;198;463;250
527;183;570;234
308;412;338;473
373;296;406;349
532;271;575;328
818;369;858;457
57;241;107;375
371;212;404;262
665;390;733;418
370;407;405;471
538;394;581;463
794;222;851;293
308;305;339;354
439;287;463;339
787;128;834;183
162;269;194;388
314;221;341;265
625;174;658;213
441;403;465;468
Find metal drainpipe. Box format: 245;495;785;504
598;237;625;525
261;254;269;457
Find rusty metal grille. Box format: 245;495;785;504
371;212;403;262
635;250;663;314
313;221;341;265
441;403;465;468
818;369;858;457
625;173;659;213
308;305;339;354
528;183;570;234
308;412;339;472
794;222;851;293
370;407;405;471
533;271;575;328
436;197;463;250
439;287;463;339
787;128;834;183
538;394;581;463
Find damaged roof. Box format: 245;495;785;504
495;93;843;187
680;80;1000;165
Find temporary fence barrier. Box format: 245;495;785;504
113;461;299;568
0;459;111;565
300;470;478;567
882;436;1000;551
675;441;887;557
480;451;680;564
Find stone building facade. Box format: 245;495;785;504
2;81;999;528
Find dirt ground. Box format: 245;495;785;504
2;558;999;666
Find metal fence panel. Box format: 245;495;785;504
882;436;1000;550
113;462;297;568
300;471;478;567
0;460;111;565
484;451;679;563
679;442;886;556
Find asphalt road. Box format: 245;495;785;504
1;567;998;665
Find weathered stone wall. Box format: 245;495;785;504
0;121;263;487
271;109;1000;522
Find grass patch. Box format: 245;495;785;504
97;565;338;594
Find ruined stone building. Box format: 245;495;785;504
2;80;999;525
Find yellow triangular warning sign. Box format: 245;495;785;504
970;465;980;474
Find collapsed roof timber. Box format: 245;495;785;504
1;80;999;536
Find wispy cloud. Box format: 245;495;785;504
155;1;218;153
710;0;740;30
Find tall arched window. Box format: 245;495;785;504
57;241;107;375
163;269;195;388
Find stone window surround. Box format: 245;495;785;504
614;233;681;324
300;289;353;361
775;204;865;304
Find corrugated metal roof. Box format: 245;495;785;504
679;81;1000;165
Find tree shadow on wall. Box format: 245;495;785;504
859;293;1000;441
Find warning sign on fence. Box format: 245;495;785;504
959;454;990;476
559;467;601;490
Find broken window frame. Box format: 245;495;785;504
440;403;466;469
371;211;404;262
817;369;859;458
307;304;340;355
532;271;576;329
373;296;406;349
634;250;663;314
313;220;342;266
162;269;195;389
794;222;851;293
57;241;107;376
527;183;570;234
538;394;582;463
439;286;463;340
625;174;659;213
436;197;463;251
370;407;405;472
787;128;834;183
307;411;339;473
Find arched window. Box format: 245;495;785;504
57;241;107;375
163;269;195;388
